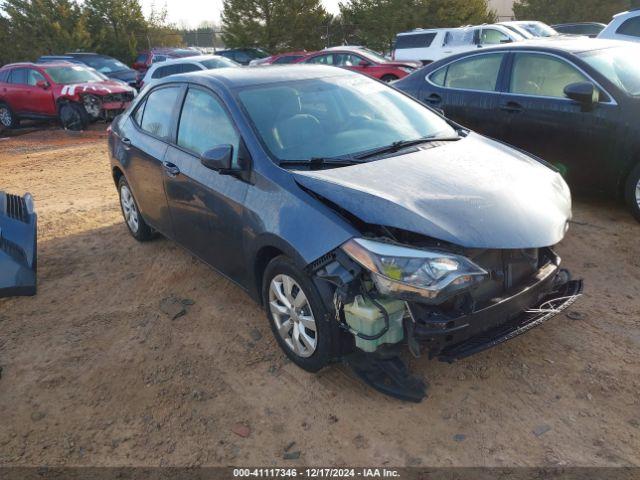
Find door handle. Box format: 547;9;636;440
121;137;131;145
163;161;180;177
425;93;442;105
120;137;131;151
500;101;523;113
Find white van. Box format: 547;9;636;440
393;25;525;64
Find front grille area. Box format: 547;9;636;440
102;92;134;103
0;235;27;264
5;193;28;223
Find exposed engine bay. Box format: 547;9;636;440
310;229;583;402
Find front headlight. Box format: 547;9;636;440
399;66;414;74
341;238;488;302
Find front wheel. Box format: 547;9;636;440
262;255;338;372
624;163;640;222
59;103;89;131
380;74;398;83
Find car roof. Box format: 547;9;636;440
553;22;606;27
155;64;352;90
2;61;74;69
479;38;629;54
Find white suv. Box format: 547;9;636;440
393;25;525;64
599;9;640;43
139;55;239;89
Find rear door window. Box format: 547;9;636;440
616;17;640;37
509;53;589;98
305;54;334;65
395;32;437;49
9;68;28;85
139;86;182;140
177;87;240;166
430;53;505;91
180;63;201;73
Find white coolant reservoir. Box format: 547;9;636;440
344;295;406;352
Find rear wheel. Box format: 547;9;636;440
624;163;640;222
118;176;153;241
381;74;398;83
0;102;19;129
59;102;89;131
262;255;338;372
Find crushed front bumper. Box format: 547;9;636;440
0;192;37;297
407;259;583;362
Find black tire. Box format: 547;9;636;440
59;102;89;131
0;102;19;129
117;176;153;241
262;255;339;372
381;74;398;83
624;163;640;223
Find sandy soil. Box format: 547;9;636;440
0;126;639;467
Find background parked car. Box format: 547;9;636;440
37;53;139;88
139;55;240;89
598;8;640;43
498;21;560;38
216;48;270;65
0;62;136;130
553;22;607;38
394;39;640;221
133;48;202;74
249;51;308;66
393;25;525;65
298;48;420;82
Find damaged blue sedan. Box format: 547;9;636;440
108;66;582;401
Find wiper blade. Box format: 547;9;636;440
279;156;364;169
353;135;460;160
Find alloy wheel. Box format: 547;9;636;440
120;185;140;234
269;274;317;358
0;106;12;127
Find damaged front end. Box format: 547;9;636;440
82;91;134;121
311;233;582;402
0;191;37;297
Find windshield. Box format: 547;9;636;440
359;48;390;63
580;46;640;96
80;56;129;74
200;57;239;69
521;22;558;37
44;65;104;84
503;24;534;39
238;75;456;163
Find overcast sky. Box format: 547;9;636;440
142;0;342;28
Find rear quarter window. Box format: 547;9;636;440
395;33;437;49
0;70;9;83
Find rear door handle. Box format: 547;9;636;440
500;101;523;113
163;161;180;177
121;137;131;145
425;93;442;105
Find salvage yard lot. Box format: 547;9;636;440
0;126;639;467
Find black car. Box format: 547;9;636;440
394;39;640;222
37;53;139;88
216;48;269;65
552;22;607;38
108;66;581;401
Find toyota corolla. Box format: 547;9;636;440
108;66;582;401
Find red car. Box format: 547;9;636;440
296;48;421;82
249;51;308;66
132;48;202;74
0;62;136;131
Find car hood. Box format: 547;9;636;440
107;69;138;82
292;134;572;249
384;60;422;69
57;81;135;96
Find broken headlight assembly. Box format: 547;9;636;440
341;238;488;303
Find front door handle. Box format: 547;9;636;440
425;93;442;105
121;137;131;145
500;101;523;113
163;161;180;177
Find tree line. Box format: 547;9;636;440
2;0;640;67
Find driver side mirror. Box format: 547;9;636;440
36;80;50;89
358;60;371;67
564;82;598;110
201;144;234;173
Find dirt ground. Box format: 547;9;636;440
0;125;639;468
